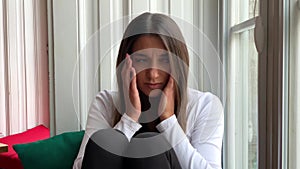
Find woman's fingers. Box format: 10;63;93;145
122;54;131;87
130;67;138;94
121;54;141;122
164;76;174;94
129;67;140;104
159;76;175;121
163;76;174;97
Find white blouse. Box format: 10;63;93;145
73;88;224;169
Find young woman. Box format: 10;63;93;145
73;12;224;169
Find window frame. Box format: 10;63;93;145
286;0;300;168
258;0;284;168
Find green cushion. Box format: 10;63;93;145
13;130;84;169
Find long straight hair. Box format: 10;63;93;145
113;13;189;132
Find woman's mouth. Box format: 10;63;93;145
145;83;163;90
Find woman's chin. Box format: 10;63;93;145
148;89;163;98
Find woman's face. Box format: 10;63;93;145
131;35;171;97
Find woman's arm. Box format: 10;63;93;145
157;94;224;169
72;90;141;169
72;91;112;169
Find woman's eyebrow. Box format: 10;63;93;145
131;53;148;57
159;52;169;57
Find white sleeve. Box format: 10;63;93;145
113;113;142;141
157;96;224;169
73;91;141;169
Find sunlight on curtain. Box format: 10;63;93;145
0;0;48;136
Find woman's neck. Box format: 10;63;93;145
139;89;161;112
138;90;161;132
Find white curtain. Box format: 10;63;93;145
0;0;49;136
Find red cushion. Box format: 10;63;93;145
0;125;50;169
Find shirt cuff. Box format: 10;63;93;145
156;115;186;149
113;113;142;141
156;114;177;132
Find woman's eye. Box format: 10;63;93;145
159;57;169;63
135;58;148;63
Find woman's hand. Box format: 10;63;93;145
159;76;175;121
121;54;141;122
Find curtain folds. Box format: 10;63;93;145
0;0;48;136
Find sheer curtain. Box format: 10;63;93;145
288;0;300;168
0;0;49;136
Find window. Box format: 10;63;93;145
224;0;259;168
286;0;300;168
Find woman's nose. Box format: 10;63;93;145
147;68;160;79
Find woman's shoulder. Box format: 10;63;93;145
96;90;117;98
187;88;221;105
186;88;224;126
94;90;119;107
186;88;223;117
